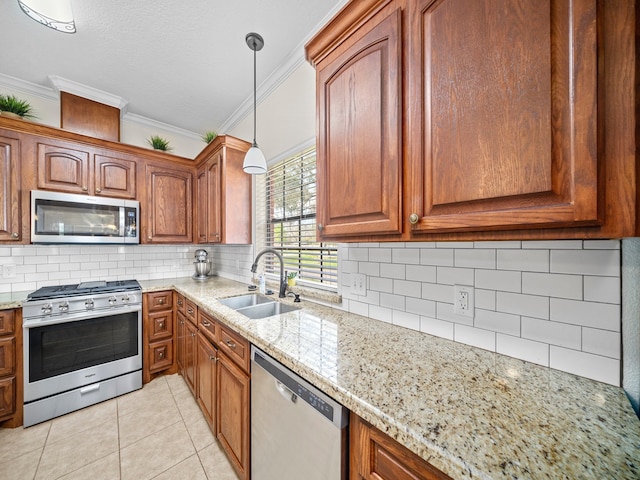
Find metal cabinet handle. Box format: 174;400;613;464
158;351;164;359
148;236;152;241
95;188;101;193
209;355;217;362
188;308;194;314
409;213;419;224
202;321;211;327
11;232;18;239
225;339;236;349
159;321;164;329
317;224;324;231
82;186;88;191
158;298;165;304
178;299;183;305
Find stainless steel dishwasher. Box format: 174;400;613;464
251;346;349;480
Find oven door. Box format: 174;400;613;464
23;307;142;403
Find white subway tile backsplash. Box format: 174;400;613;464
522;240;583;249
348;300;369;317
454;324;496;351
392;248;420;264
474;241;521;249
582;328;621;359
475;269;521;293
420;316;454;339
550;346;620;386
437;302;473;326
521;317;581;349
498;249;549;272
474;309;521;336
369;248;392;263
584;276;621;304
583;240;621;250
455;249;496;269
358;262;380;277
405;297;436;317
348;248;369;261
497;292;549;319
393;279;422;298
380;292;405;311
550;249;620;277
436;266;474;285
380;263;405;279
475;289;496;310
405;265;437;283
421;282;453;303
369;305;393;323
550;298;620;331
420;248;454;266
369;276;393;293
522;272;582;299
393;311;420;330
496;335;549;366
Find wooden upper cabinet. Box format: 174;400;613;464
144;164;193;243
0;134;21;242
312;4;403;238
308;0;637;241
94;154;136;199
194;135;251;244
37;141;91;194
408;0;599;233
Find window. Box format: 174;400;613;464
256;147;337;289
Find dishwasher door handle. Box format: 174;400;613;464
276;380;297;403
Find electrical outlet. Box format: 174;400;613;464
2;264;16;279
351;273;366;295
454;285;474;317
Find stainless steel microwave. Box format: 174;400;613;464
31;190;139;244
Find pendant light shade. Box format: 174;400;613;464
243;32;267;175
18;0;76;33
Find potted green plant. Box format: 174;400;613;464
0;94;36;119
147;135;172;152
287;271;297;287
202;131;218;144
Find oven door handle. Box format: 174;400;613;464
80;383;101;395
23;305;142;328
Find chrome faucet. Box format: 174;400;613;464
250;248;287;298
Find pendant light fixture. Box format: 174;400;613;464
18;0;76;33
242;32;267;175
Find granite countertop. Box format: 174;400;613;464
5;277;640;478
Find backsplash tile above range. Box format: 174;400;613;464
339;240;622;386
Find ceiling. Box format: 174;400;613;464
0;0;346;136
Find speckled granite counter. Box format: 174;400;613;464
5;278;639;478
0;290;29;309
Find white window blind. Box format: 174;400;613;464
256;148;337;289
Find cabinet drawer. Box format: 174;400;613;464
218;324;249;372
148;339;173;373
175;293;186;315
0;310;15;336
185;300;197;325
146;311;173;342
0;376;15;421
198;309;218;344
147;291;173;312
0;337;15;377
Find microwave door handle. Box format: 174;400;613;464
119;207;125;237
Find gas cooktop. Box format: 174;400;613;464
26;280;141;301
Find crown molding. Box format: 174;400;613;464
0;73;58;100
122;112;201;141
47;75;129;112
217;0;349;134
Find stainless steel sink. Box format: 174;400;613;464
219;293;300;319
236;301;300;319
219;294;273;310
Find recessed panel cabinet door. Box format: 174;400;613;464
37;142;91;194
316;8;402;238
145;164;193;243
94;154;136;199
408;0;599;233
0;135;20;242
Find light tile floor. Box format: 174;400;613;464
0;374;238;480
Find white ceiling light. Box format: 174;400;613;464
243;32;267;175
18;0;76;33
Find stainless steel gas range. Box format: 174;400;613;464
22;280;143;427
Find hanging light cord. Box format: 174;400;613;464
252;39;258;147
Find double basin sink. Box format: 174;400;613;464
219;294;300;319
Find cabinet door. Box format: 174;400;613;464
196;331;217;432
176;311;186;373
184;319;197;397
0;337;15;377
217;351;250;480
37;142;91;194
195;166;208;243
315;7;402;238
146;311;173;343
207;153;222;243
148;339;173;373
0;377;15;421
408;0;598;233
0;135;20;242
94;154;137;199
145;164;193;243
350;414;452;480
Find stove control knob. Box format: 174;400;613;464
41;303;53;315
122;295;130;304
85;298;95;310
108;296;117;306
58;301;69;312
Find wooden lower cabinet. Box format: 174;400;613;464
350;414;451;480
177;311;197;397
217;349;250;480
143;291;175;384
196;330;217;431
0;308;22;427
